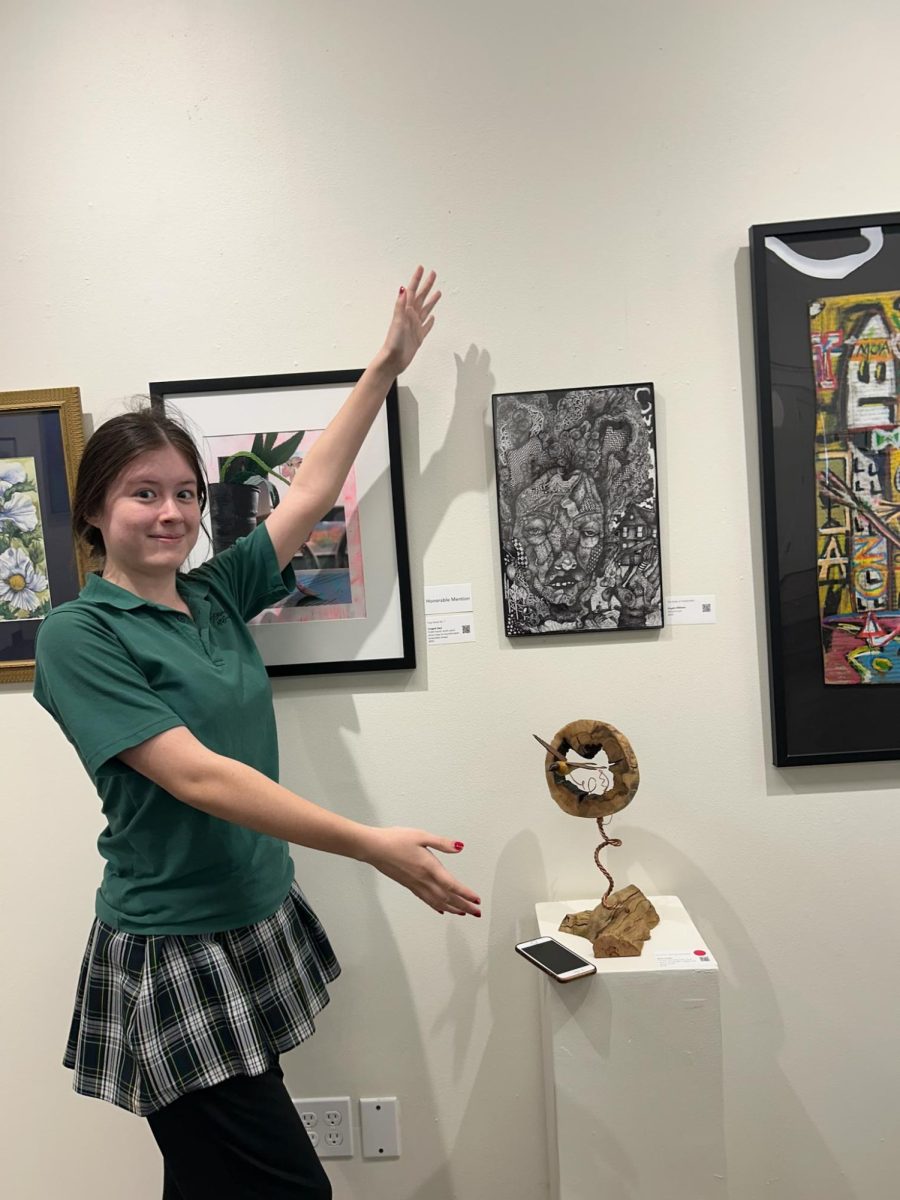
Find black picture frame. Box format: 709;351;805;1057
0;387;87;684
150;370;415;677
750;211;900;765
491;383;664;637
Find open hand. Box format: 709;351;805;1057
381;266;442;375
361;826;481;917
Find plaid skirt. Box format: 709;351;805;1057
63;880;340;1116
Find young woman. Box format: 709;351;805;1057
34;268;480;1200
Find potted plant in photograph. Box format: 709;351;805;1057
208;429;305;554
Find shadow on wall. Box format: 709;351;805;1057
275;335;856;1199
416;830;553;1198
277;344;535;1199
440;830;638;1198
616;823;855;1200
275;684;462;1200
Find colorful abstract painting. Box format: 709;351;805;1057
202;429;366;624
0;457;52;620
493;384;663;635
811;290;900;683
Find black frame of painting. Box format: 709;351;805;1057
491;382;664;638
0;387;87;684
149;370;415;677
750;210;900;765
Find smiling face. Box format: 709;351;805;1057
89;443;201;583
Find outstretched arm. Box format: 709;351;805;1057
265;266;441;570
118;724;480;917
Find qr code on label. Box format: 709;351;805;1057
462;624;471;634
702;603;711;613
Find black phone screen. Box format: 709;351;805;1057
520;939;592;974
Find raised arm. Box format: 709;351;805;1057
118;725;480;917
264;266;441;570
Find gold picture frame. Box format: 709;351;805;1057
0;387;87;683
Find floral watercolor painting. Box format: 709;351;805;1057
0;457;51;620
202;429;366;624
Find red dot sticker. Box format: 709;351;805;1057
694;949;707;957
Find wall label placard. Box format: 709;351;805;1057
665;595;717;625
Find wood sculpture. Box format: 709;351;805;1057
534;719;659;958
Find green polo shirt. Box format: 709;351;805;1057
33;523;296;934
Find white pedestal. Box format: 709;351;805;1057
535;896;726;1200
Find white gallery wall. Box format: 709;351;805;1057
3;2;899;1197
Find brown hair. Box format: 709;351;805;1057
72;405;208;562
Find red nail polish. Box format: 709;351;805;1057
399;286;405;295
454;841;464;850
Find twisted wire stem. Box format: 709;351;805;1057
594;816;623;909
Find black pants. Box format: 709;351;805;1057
147;1063;332;1199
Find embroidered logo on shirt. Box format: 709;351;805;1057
210;610;231;627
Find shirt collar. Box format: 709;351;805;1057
81;571;209;611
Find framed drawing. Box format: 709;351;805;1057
750;210;900;765
149;370;415;676
492;383;663;637
0;387;87;684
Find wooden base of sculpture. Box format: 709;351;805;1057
559;885;660;958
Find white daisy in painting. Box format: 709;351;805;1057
0;546;49;613
0;462;27;488
0;489;38;532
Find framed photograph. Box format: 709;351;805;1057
492;383;663;637
750;210;900;764
0;387;87;684
150;370;415;676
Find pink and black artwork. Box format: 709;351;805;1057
204;429;366;625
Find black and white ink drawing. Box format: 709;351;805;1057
492;383;663;637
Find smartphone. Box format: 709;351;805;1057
515;936;597;982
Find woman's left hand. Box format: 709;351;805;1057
380;266;442;375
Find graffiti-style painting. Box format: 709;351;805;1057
811;291;900;684
203;430;366;625
0;457;52;621
493;384;663;636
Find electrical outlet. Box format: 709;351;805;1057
291;1097;353;1159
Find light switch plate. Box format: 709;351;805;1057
359;1096;400;1158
